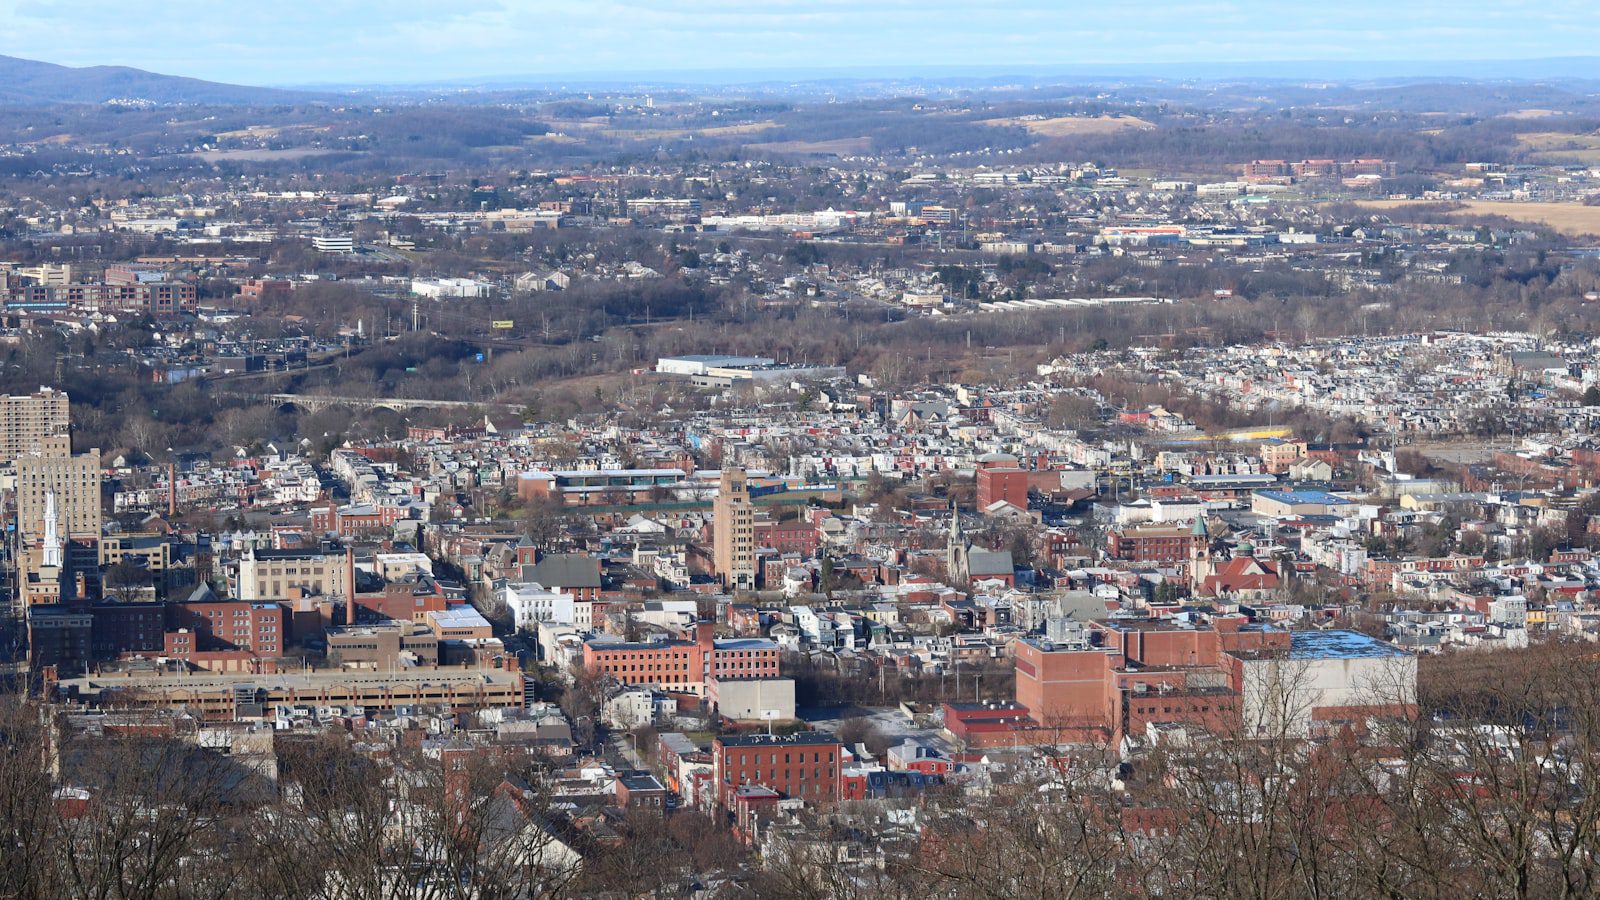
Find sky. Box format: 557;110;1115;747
2;0;1599;86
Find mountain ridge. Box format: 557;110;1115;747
0;54;326;105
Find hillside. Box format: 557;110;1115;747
0;54;323;105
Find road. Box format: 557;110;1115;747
607;730;649;772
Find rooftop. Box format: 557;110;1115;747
430;605;493;629
1256;489;1353;506
716;731;842;748
1289;630;1410;660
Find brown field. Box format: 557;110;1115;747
548;119;780;141
1354;199;1600;237
978;114;1154;137
743;136;873;156
1500;109;1569;120
602;120;780;140
213;124;328;140
1515;130;1600;164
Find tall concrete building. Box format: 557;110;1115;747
713;467;756;592
0;388;70;464
16;436;101;545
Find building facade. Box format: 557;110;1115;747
714;467;756;591
15;436;101;544
0;388;69;464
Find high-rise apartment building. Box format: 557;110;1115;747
713;467;756;591
0;388;70;464
15;436;101;544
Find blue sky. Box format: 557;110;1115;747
2;0;1599;85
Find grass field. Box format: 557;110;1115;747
978;114;1154;137
1355;199;1600;237
743;136;873;156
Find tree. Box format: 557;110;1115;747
102;559;153;603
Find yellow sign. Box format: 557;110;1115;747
492;320;514;329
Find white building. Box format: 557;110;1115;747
1237;631;1415;739
499;581;575;630
412;277;491;299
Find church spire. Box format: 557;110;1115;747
42;490;62;568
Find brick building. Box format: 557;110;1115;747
976;452;1031;512
754;520;820;556
582;622;779;696
1106;523;1203;564
165;599;286;658
712;732;843;808
237;279;293;303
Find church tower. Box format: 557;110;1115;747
1188;515;1213;589
946;502;967;583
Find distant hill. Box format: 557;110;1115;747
0;54;325;105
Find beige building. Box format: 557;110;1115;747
713;467;755;591
15;436;101;544
1259;440;1308;474
0;389;70;465
326;621;439;669
238;547;353;602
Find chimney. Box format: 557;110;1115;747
168;463;177;518
345;547;357;626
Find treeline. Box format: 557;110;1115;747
5;644;1597;898
0;695;747;899
757;643;1600;899
1014;117;1526;171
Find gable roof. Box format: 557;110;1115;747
965;549;1015;577
520;554;602;589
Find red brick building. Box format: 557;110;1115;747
754;520;820;555
977;466;1030;512
166;600;285;653
582;622;779;695
712;732;843;808
1106;523;1202;563
310;500;410;537
237;279;293;304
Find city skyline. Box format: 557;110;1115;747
1;0;1599;86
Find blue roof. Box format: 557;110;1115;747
1290;630;1409;660
1256;489;1352;506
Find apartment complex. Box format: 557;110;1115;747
15;436;102;544
0;388;70;464
714;467;756;591
3;282;197;316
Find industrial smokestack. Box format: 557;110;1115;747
345;547;356;626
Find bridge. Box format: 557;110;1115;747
230;393;515;414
